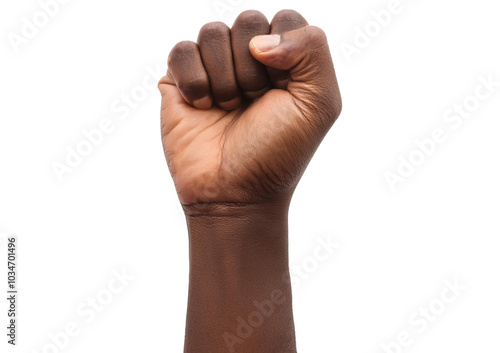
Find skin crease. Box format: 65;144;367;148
158;9;341;353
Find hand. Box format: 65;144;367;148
159;10;342;352
158;9;342;206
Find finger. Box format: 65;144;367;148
250;26;342;127
249;26;333;89
267;10;309;89
159;70;186;110
231;10;271;99
198;22;241;110
168;41;213;109
158;71;186;138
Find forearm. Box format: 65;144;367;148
183;201;296;353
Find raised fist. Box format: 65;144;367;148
159;9;342;207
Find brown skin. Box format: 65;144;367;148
159;9;341;353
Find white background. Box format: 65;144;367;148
1;0;499;352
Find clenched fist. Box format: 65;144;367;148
159;9;341;207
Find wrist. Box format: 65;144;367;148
184;198;291;284
182;198;297;352
181;194;293;217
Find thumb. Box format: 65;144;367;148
250;26;342;125
250;26;332;85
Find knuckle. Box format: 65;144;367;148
305;26;327;43
169;41;197;61
199;21;229;39
234;10;267;25
272;9;306;23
